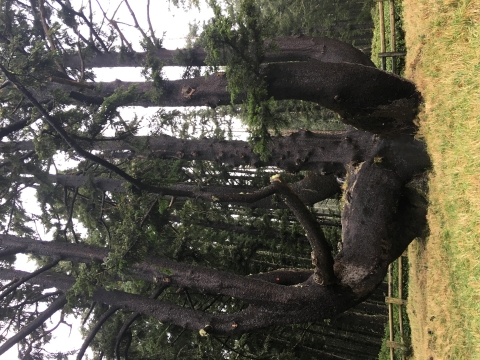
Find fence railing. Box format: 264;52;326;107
375;1;408;359
374;0;406;74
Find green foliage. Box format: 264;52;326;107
202;0;284;160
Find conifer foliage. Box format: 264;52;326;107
0;0;428;358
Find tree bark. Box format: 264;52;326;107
1;128;430;176
35;61;420;136
62;36;375;69
0;294;67;356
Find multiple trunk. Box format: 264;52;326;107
0;13;428;354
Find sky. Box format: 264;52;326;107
3;1;215;359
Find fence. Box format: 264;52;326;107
375;0;408;359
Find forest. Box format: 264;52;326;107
0;0;428;359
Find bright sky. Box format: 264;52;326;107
4;1;215;359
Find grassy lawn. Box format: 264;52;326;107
402;0;480;358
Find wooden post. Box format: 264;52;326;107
389;0;397;73
398;258;406;360
388;263;394;360
378;1;387;71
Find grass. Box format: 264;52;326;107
401;0;480;358
371;4;413;359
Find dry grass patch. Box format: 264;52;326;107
403;0;480;358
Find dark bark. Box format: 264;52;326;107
114;285;169;360
0;178;425;333
0;294;67;356
62;36;375;69
0;118;28;139
31;61;420;136
77;306;120;360
1;128;430;177
0;257;60;300
44;171;340;209
271;176;335;285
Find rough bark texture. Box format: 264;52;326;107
1;129;428;174
62;36;375;69
0;294;67;356
0;180;426;335
33;62;420;136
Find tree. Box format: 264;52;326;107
0;0;429;358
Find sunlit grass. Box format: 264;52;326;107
403;0;480;358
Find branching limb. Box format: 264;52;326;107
0;64;280;204
0;294;67;356
0;257;61;301
270;175;336;285
76;306;120;360
53;0;107;53
0;245;28;258
37;0;68;77
95;0;133;52
124;0;154;48
114;284;168;360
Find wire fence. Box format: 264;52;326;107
375;0;408;359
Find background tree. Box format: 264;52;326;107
0;0;428;359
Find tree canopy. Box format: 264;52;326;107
0;0;429;359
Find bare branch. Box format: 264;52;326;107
0;294;67;356
37;0;67;76
62;187;79;243
77;306;120;360
146;0;156;43
95;0;134;52
124;0;154;47
0;257;61;301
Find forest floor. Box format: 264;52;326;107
401;0;480;358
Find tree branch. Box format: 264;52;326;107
124;0;154;48
0;257;61;301
0;294;67;356
77;306;120;360
53;0;108;52
270;175;336;285
0;245;28;258
0;118;29;139
114;284;168;360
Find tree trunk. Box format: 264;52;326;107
43;61;420;136
62;36;375;69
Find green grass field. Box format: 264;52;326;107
402;0;479;358
371;0;480;358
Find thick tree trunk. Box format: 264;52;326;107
0;175;426;333
45;61;420;135
1;129;430;175
62;36;375;69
